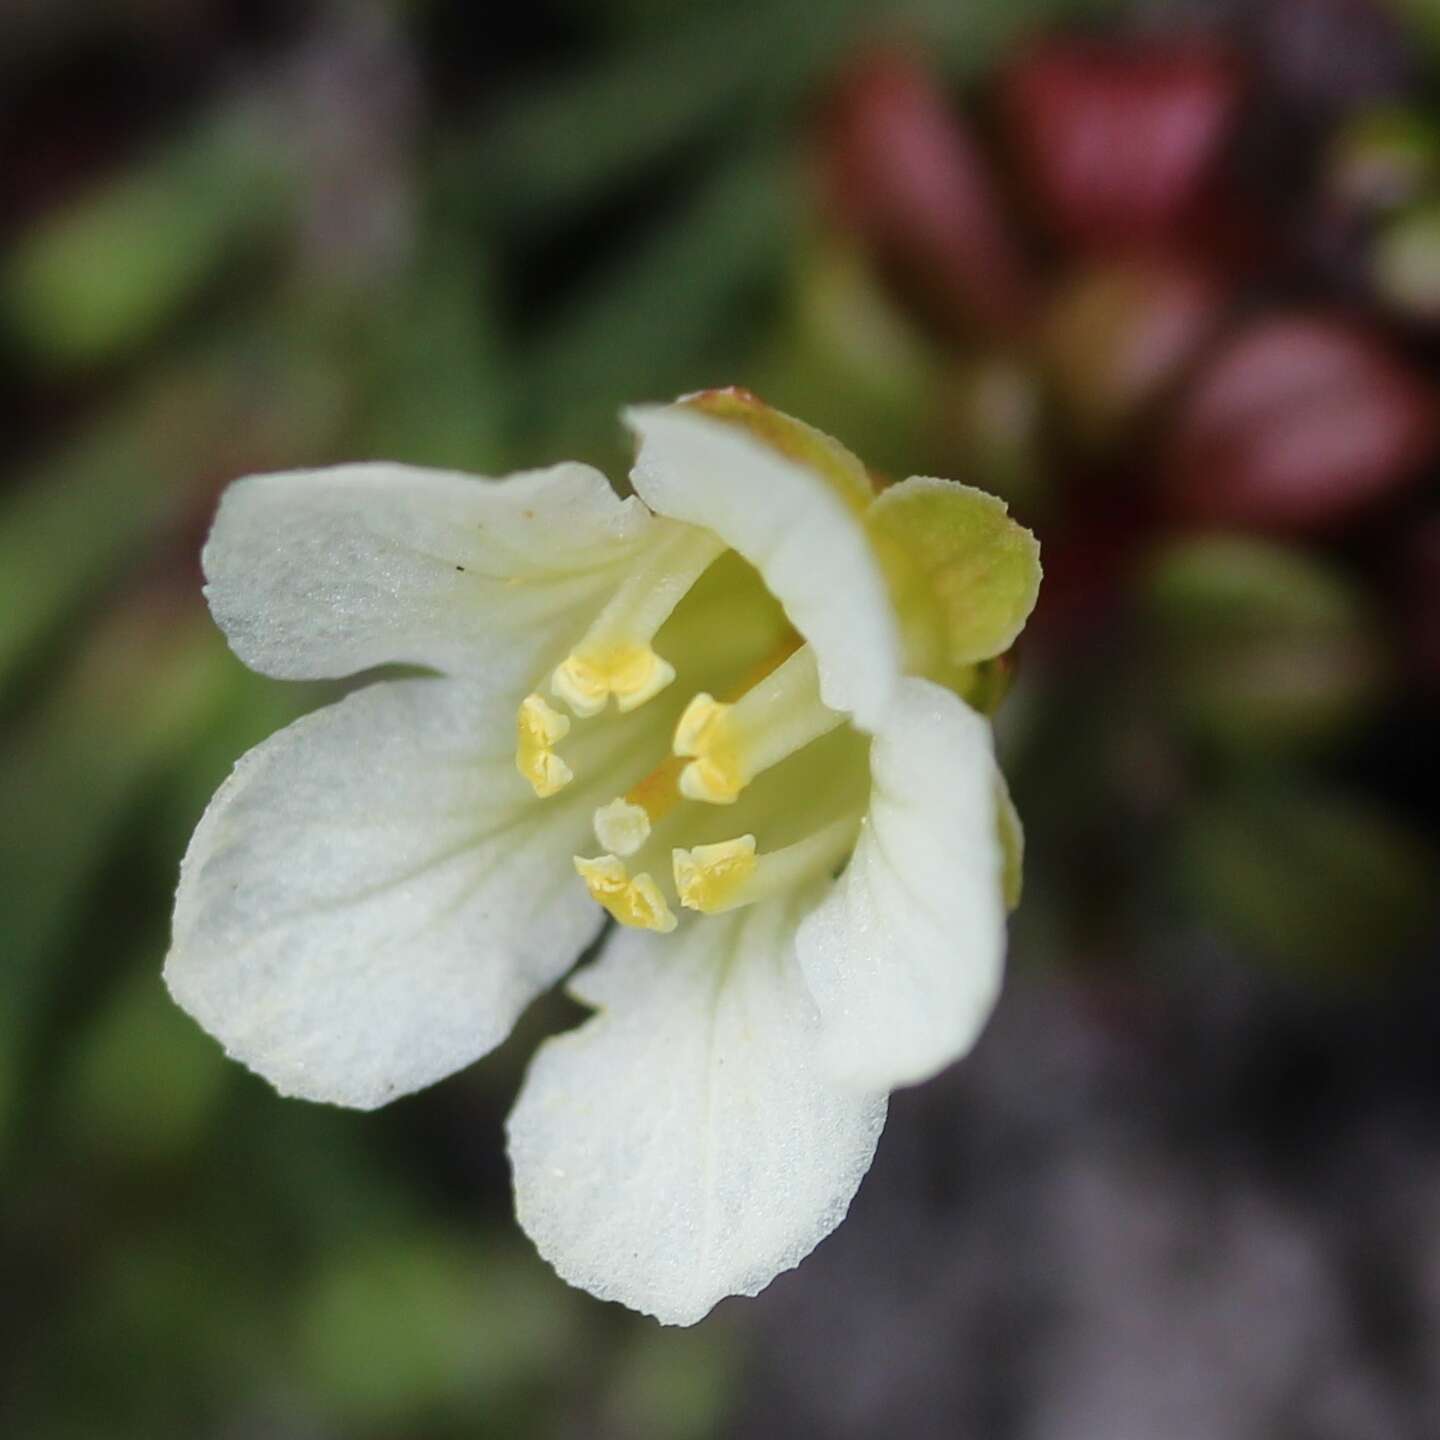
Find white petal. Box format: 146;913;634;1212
797;679;1008;1093
204;461;654;683
507;896;887;1325
165;676;612;1109
624;405;902;730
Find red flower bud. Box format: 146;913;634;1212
999;39;1242;255
1162;315;1438;533
823;51;1032;339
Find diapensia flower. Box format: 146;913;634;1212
166;389;1040;1324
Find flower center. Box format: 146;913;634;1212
515;524;867;933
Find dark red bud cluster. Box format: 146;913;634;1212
820;36;1440;544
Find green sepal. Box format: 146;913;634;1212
952;654;1015;716
867;476;1041;689
996;770;1025;912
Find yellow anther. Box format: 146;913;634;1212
673;836;758;914
548;524;724;719
674;817;860;918
673;692;727;756
671;646;842;806
516;693;574;798
573;854;678;933
552;644;676;718
673;693;745;804
593;797;651;857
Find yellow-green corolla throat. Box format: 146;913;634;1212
515;533;866;936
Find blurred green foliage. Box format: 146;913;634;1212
1142;536;1391;754
1176;781;1434;978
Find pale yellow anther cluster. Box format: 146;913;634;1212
573;855;677;933
551;643;676;718
524;611;850;932
673;836;757;914
516;694;574;798
673;693;746;804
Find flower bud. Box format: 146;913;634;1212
762;242;937;480
1374;200;1440;324
1;119;290;372
999;39;1241;254
822;50;1031;339
1161;315;1438;532
1043;257;1228;446
1327;107;1440;216
1142;534;1390;753
935;355;1047;510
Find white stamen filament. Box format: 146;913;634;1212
673;644;842;804
551;525;725;717
673;814;861;915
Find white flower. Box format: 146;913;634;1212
165;389;1040;1325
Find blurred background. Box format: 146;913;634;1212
3;0;1439;1434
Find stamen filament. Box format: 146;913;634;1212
673;815;860;914
552;525;725;717
673;645;842;804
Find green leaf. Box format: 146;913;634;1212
756;243;941;483
1394;0;1440;57
351;236;507;469
1;115;291;370
1375;199;1440;323
604;1324;740;1440
54;969;229;1165
514;148;795;458
0;610;236;1153
0;329;350;697
449;0;871;224
1142;536;1390;754
296;1232;581;1425
1176;781;1436;980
